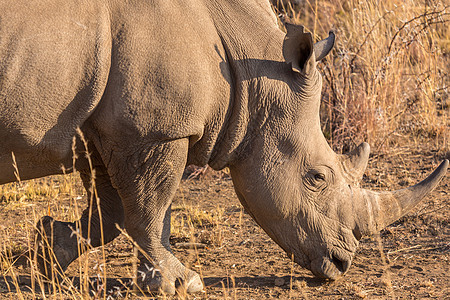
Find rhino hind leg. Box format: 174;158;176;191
35;161;125;279
35;216;79;279
97;138;203;294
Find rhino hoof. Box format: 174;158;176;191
137;269;203;295
138;270;174;294
185;272;203;293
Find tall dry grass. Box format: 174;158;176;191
274;0;449;154
0;0;448;298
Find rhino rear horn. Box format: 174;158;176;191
341;142;370;182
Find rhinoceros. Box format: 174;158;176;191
0;0;447;294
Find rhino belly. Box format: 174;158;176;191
0;150;73;185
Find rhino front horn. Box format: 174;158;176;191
359;159;448;235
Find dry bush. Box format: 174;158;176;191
275;0;449;154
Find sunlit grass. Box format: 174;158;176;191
274;0;448;153
0;0;448;298
172;202;226;247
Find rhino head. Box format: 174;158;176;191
228;24;448;280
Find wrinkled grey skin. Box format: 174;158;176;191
0;0;447;294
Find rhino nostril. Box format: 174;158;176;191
352;226;362;240
331;254;349;274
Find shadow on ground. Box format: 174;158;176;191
203;274;327;289
0;273;329;296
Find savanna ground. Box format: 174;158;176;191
1;0;449;299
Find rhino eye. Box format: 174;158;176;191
305;170;328;192
314;173;326;181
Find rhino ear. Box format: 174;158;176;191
282;24;315;75
314;31;335;61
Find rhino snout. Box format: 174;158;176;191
310;251;352;280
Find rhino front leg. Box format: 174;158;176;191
135;205;202;294
102;138;203;294
36;164;124;278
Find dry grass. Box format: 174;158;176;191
1;0;449;299
0;173;226;298
171;202;226;247
274;0;449;154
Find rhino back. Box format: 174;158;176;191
0;0;111;182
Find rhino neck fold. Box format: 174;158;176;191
206;1;288;169
206;1;325;170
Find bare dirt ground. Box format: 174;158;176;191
0;145;448;299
